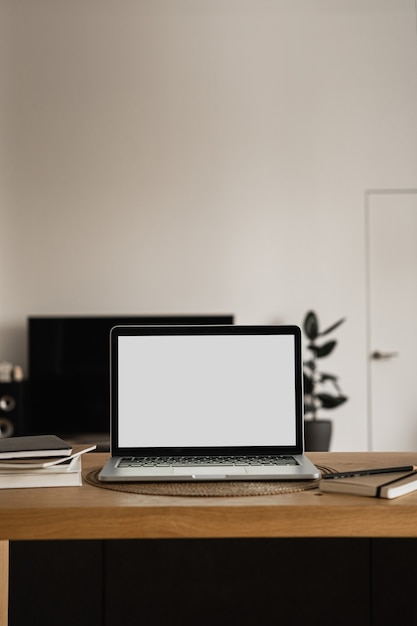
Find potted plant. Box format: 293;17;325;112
302;310;348;451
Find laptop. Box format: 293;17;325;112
98;324;320;482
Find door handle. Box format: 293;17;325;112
371;350;399;360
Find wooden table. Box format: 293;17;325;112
3;451;417;626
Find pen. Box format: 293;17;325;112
322;465;417;480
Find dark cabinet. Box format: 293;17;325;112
372;539;417;625
9;538;417;626
9;540;103;626
105;538;370;626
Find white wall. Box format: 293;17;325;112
1;0;416;450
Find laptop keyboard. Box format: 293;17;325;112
118;455;298;468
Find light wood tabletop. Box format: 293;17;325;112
2;450;417;626
2;451;417;541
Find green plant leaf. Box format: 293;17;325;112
303;359;316;372
303;311;319;340
303;372;314;394
320;317;346;337
309;340;337;358
319;373;338;383
317;393;348;409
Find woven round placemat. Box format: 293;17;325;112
84;465;336;497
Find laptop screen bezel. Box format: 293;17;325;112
109;324;304;457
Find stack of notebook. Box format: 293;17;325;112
0;435;96;489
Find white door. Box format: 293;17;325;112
367;190;417;451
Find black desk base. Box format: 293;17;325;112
10;538;416;626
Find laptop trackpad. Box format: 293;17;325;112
172;466;247;477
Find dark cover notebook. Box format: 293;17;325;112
0;435;72;459
320;471;417;499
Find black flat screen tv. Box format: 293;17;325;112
27;314;234;440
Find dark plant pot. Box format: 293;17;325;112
304;419;332;452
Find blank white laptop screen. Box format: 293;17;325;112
117;334;297;448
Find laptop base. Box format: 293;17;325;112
98;455;320;482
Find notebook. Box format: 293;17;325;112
98;324;320;482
